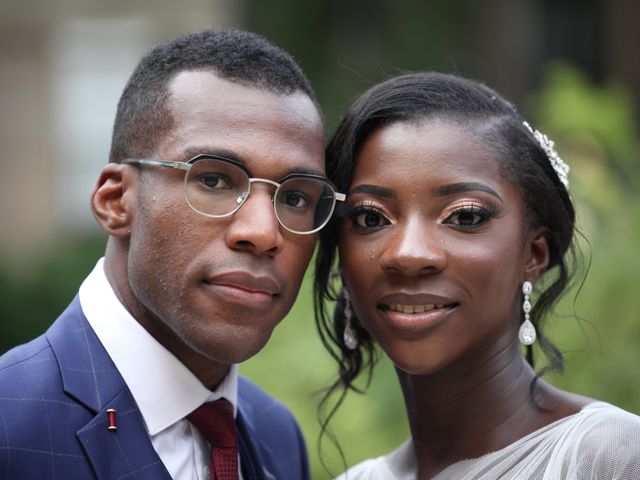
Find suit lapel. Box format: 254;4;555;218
47;296;171;479
48;297;122;411
77;389;171;479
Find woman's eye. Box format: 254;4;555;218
199;174;231;189
354;209;389;228
444;208;489;227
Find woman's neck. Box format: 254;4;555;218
396;341;575;479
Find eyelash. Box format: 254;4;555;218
340;202;391;231
338;200;497;231
441;202;497;229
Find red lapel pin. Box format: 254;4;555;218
106;409;117;431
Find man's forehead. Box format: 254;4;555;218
167;70;321;127
155;71;325;178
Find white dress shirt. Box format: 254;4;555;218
79;258;240;480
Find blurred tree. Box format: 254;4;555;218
529;61;640;416
0;234;105;353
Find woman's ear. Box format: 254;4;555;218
90;163;137;237
523;227;550;284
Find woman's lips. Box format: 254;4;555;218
377;296;458;334
387;303;447;313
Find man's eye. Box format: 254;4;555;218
199;174;231;189
280;191;309;208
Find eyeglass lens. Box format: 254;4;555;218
184;158;336;233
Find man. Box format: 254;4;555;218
0;29;340;479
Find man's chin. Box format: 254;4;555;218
192;326;275;365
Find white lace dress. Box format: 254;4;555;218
336;402;640;480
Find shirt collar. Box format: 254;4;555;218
79;258;239;435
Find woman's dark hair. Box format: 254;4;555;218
313;72;578;462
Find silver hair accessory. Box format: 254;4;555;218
518;281;536;346
343;289;358;350
523;121;570;190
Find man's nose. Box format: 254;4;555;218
224;183;284;256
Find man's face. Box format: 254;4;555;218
124;71;324;375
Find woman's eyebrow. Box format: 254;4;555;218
434;182;503;202
347;184;395;198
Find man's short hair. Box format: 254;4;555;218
109;28;317;163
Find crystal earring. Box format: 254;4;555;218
343;289;358;350
518;281;536;346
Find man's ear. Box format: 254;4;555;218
90;163;137;237
523;227;550;284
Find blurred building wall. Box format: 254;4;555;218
0;0;240;263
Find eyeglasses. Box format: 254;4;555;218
124;154;345;235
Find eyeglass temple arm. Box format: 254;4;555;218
123;158;191;171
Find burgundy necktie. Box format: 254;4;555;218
187;399;239;480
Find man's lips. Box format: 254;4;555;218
203;271;282;297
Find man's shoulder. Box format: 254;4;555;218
237;376;310;479
237;375;305;441
0;333;57;384
0;300;91;424
0;297;79;385
0;330;72;410
0;332;90;442
237;375;298;424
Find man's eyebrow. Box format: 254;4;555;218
435;182;503;201
284;167;327;177
184;147;241;162
183;147;326;177
347;184;395;198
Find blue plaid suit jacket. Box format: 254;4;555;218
0;296;310;480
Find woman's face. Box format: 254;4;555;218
339;118;544;376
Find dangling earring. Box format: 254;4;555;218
343;289;358;350
518;281;536;346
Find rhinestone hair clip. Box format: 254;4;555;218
523;121;570;190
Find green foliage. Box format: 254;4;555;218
530;62;639;188
528;62;640;413
0;234;106;353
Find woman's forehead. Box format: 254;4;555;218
354;119;505;181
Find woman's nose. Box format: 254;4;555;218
379;215;446;276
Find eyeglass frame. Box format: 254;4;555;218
123;154;346;235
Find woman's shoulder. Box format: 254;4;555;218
576;401;640;432
554;401;640;451
335;439;415;480
568;402;640;477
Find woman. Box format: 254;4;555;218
314;72;640;479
